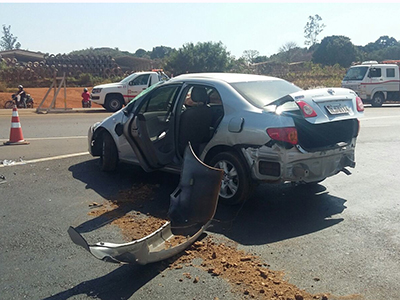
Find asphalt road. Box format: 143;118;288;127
0;105;400;300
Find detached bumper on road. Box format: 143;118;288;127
68;144;223;264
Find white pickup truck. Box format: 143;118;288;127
341;61;400;107
91;70;169;112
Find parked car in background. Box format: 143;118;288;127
90;69;169;112
88;73;364;205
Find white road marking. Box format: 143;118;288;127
0;136;87;142
362;115;400;121
0;152;89;168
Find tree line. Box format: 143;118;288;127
2;18;400;76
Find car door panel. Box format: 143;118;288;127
123;84;181;171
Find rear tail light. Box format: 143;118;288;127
356;96;364;112
267;127;298;145
297;101;317;118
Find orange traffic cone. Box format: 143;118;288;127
4;106;30;145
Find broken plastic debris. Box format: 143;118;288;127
68;143;223;264
2;160;16;166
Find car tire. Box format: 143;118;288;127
210;151;251;206
100;132;118;172
371;93;384;107
105;95;123;112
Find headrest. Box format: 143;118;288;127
190;87;208;103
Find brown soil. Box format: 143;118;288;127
0;87;102;109
86;183;363;300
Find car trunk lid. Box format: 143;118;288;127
267;88;363;151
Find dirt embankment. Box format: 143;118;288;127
0;87;102;109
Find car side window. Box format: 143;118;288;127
140;85;180;113
386;68;395;78
182;86;222;109
369;68;382;78
131;74;150;86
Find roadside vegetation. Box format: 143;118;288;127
1;17;400;90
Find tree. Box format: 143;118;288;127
150;46;174;59
242;50;260;64
164;41;232;75
134;48;150;58
0;24;21;50
304;15;325;46
363;35;398;53
312;35;358;67
278;41;299;63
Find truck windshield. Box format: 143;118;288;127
343;66;369;81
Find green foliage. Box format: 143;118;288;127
227;57;253;73
164;41;232;75
70;47;135;58
135;48;150;58
355;35;399;62
241;50;260;64
363;35;398;53
0;24;21;51
272;45;312;63
312;35;357;67
0;81;8;92
304;15;325;46
255;61;346;89
150;46;175;59
65;73;105;87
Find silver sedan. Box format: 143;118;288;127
88;73;364;205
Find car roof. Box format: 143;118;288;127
170;73;280;84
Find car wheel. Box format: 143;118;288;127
105;95;123;112
371;93;384;107
100;132;118;172
210;151;251;206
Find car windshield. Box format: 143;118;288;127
230;80;302;108
343;66;369;81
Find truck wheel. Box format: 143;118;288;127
209;151;251;206
100;132;118;172
105;95;123;112
371;93;384;107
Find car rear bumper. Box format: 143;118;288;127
243;140;357;183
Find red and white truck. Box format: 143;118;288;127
90;70;169;112
341;60;400;107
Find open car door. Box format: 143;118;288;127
123;84;182;172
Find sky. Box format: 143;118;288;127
0;2;399;59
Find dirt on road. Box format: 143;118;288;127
0;87;102;109
86;183;360;300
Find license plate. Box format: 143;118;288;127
325;104;351;115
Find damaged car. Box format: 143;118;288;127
88;73;364;205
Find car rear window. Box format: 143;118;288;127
230;80;302;108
